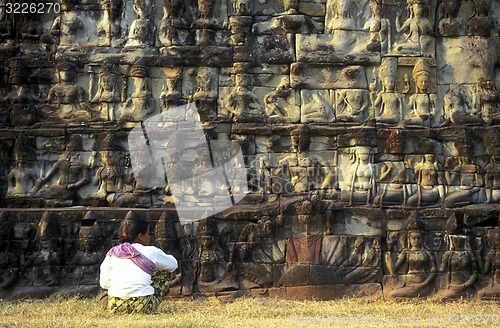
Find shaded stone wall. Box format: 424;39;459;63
0;0;499;300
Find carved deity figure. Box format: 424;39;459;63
485;155;500;203
7;139;37;198
97;0;125;40
264;77;295;122
468;0;499;37
90;150;125;205
374;160;407;207
437;234;478;300
444;152;486;208
125;0;156;48
194;0;218;28
31;135;90;205
386;214;437;300
477;80;500;126
438;0;466;36
70;215;105;285
301;90;335;123
44;61;97;122
441;84;484;126
403;58;437;127
91;63;121;121
237;218;284;287
372;57;403;126
225;71;266;123
4;61;37;126
326;0;355;31
364;0;391;53
394;0;433;55
160;69;183;110
24;213;61;287
0;214;18;293
477;228;500;300
406;152;444;207
335;89;371;124
340;146;376;206
122;64;155;121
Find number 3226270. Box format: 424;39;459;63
6;2;61;14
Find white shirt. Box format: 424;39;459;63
99;243;178;298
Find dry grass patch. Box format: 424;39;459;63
0;296;499;327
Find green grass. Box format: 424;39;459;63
0;296;499;327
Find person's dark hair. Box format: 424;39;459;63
120;219;149;244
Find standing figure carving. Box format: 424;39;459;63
476;80;500;126
7;138;37;198
468;0;499;37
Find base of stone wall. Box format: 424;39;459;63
267;284;382;301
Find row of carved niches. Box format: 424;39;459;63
8;125;500;208
0;208;498;300
1;0;498;50
0;56;498;127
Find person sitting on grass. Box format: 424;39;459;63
99;218;178;314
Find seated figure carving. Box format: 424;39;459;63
403;58;437;128
386;213;437;300
477;228;500;300
406;152;444;207
340;146;376;206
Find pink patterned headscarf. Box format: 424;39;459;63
107;243;157;276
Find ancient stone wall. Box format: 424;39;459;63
0;0;499;300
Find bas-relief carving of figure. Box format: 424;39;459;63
194;67;218;120
374;160;407;207
264;77;297;123
24;213;61;287
301;90;335;123
194;0;218;28
0;214;18;294
237;218;284;287
406;153;444;207
160;70;182;110
364;0;391;53
194;219;237;292
97;0;124;41
326;0;355;31
121;64;155;121
7;139;37;198
485;155;500;203
225;71;266;123
468;0;499;37
4;61;37;126
31;135;90;205
179;223;197;295
476;80;500;126
342;237;381;284
386;214;437;300
89;138;129;204
403;58;438;128
340;146;376;206
69;215;105;285
477;228;500;300
437;233;478;300
441;84;484;126
372;57;403;126
335;89;371;124
43;61;98;123
444;151;486;208
125;0;156;48
91;63;121;121
438;0;466;36
394;0;433;55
